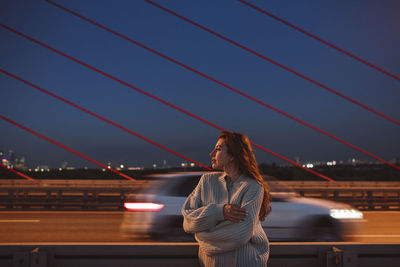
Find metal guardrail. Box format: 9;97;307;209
0;187;136;210
0;243;399;267
278;181;400;189
0;180;399;211
2;179;400;189
298;188;400;211
0;179;148;188
0;179;144;210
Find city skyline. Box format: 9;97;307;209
1;147;398;171
1;1;399;170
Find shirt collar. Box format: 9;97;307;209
220;172;244;184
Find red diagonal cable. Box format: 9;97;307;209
0;74;331;181
0;25;335;181
0;75;334;184
0;72;333;182
145;0;400;127
239;0;400;82
1;25;397;178
0;115;137;181
0;163;37;182
0;70;211;171
38;3;400;171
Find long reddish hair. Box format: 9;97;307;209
219;131;271;221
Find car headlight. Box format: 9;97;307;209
330;209;363;219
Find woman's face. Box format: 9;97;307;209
210;138;234;169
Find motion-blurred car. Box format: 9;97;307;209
120;172;363;241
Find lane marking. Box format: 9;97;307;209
0;220;40;223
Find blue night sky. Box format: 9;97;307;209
1;0;399;169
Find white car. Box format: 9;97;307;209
120;172;363;241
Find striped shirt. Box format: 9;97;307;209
182;172;269;267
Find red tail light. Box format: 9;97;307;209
124;202;165;211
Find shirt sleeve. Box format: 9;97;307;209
195;182;264;255
182;175;225;234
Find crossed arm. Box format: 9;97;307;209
182;178;263;255
182;177;225;233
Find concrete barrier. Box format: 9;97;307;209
0;243;399;267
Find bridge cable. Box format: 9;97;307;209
238;0;400;82
0;69;332;181
0;163;37;183
1;24;337;181
37;4;400;170
0;70;211;171
0;114;137;181
144;0;400;127
2;24;398;176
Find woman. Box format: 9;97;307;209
182;131;271;267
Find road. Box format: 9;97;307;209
0;211;399;243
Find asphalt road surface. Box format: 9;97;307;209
0;211;399;243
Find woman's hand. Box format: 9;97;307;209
223;204;247;223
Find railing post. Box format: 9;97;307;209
57;190;62;209
367;191;374;210
7;189;14;209
83;190;89;210
45;190;51;210
333;190;339;201
30;248;46;267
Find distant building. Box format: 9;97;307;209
8;150;15;165
60;161;68;169
14;156;28;171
